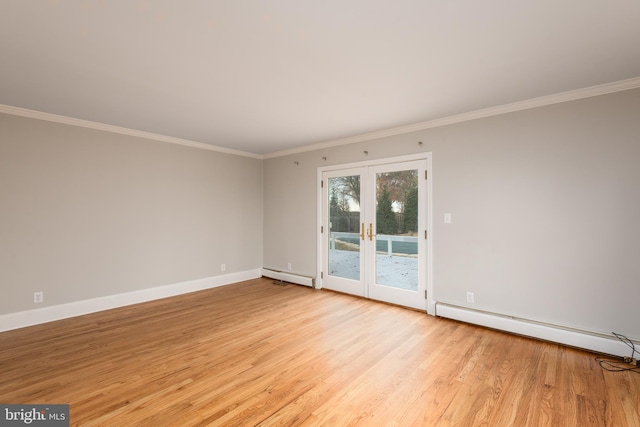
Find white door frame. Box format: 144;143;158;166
316;153;435;315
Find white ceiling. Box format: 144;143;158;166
1;1;639;155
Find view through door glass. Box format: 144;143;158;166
328;175;361;281
375;169;419;291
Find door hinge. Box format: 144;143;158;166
321;272;324;279
425;170;428;180
321;180;324;188
424;230;428;239
425;290;427;299
321;225;324;233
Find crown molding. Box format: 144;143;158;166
264;76;640;159
2;76;639;161
0;104;264;160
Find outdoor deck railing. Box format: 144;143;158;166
330;232;418;256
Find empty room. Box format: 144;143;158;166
1;1;639;426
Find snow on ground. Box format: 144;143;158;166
328;249;418;291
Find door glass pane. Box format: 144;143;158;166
328;176;360;280
375;170;418;290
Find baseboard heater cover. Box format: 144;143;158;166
435;303;634;358
261;268;315;288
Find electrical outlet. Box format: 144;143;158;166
466;291;474;304
221;264;226;272
34;292;44;304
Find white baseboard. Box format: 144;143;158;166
435;303;634;358
261;268;315;287
0;269;262;333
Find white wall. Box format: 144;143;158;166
0;113;263;316
263;88;640;342
2;87;638;346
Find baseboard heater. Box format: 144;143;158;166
261;268;315;288
435;303;635;358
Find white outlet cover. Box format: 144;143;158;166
466;291;474;303
444;213;452;224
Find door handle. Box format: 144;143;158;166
367;223;374;241
360;223;365;241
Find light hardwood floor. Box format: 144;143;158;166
1;277;638;426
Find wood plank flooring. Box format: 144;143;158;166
1;277;638;426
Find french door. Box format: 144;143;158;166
320;158;428;310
